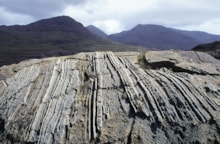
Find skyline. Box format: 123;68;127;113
0;0;220;35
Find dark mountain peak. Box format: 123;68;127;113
27;16;89;34
108;23;220;50
108;24;200;50
133;24;166;31
29;16;77;26
0;16;143;66
86;25;107;38
86;25;97;29
135;24;164;28
125;24;171;36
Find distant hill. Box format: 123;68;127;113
0;16;143;66
86;25;107;38
108;24;220;50
173;29;220;43
193;41;220;59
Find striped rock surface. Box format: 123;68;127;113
0;51;219;143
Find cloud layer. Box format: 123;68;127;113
1;0;220;34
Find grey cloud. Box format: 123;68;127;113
0;0;87;19
1;0;220;34
0;6;34;25
118;2;220;32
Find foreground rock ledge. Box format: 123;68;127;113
0;51;219;143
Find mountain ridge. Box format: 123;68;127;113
87;24;220;50
1;15;220;66
0;16;144;67
107;24;220;50
171;28;220;43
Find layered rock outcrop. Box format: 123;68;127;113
0;51;219;143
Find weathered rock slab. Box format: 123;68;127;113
0;51;219;143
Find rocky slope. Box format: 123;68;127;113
0;51;219;143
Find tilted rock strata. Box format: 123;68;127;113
0;51;219;143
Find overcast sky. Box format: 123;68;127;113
1;0;220;35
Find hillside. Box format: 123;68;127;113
0;16;143;66
108;24;220;50
0;51;219;143
173;29;220;43
86;25;107;38
193;41;220;59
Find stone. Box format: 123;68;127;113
0;51;219;143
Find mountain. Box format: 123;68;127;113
108;24;220;50
193;41;220;59
0;51;219;143
0;16;143;67
86;25;107;38
173;29;220;43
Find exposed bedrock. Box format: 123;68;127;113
0;51;219;143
